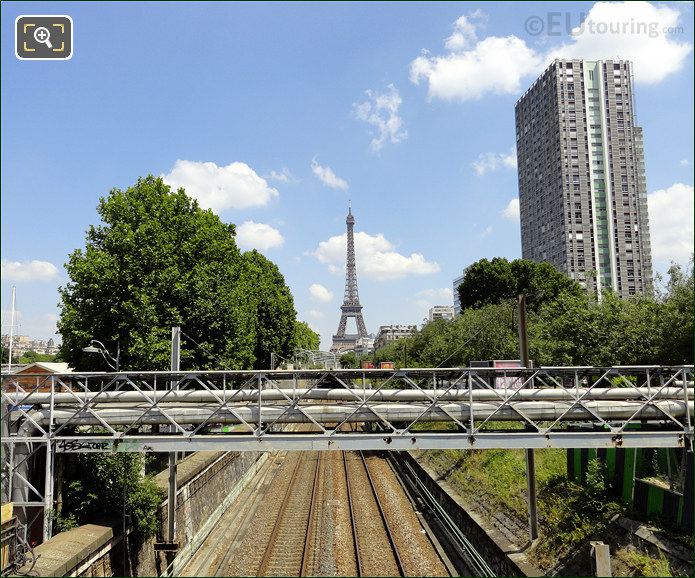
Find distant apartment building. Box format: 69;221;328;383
515;59;653;298
374;325;417;351
1;334;59;356
452;272;466;315
428;306;454;323
353;336;375;357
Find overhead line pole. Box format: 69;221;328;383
167;327;181;549
518;295;539;542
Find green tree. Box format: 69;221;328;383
340;351;359;368
292;321;320;351
373;304;519;369
1;347;19;365
242;250;297;369
18;350;57;364
457;258;583;312
58;176;258;370
58;453;162;539
657;261;694;364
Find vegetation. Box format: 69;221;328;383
292;321;320;351
419;445;626;569
242;250;297;369
615;547;674;577
456;257;583;312
54;175;318;541
535;459;624;565
340;351;359;368
375;259;693;369
17;351;58;364
56;453;162;540
58;175;302;371
409;257;693;572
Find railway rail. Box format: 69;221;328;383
179;448;454;577
343;450;406;576
256;453;321;576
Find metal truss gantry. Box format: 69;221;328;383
2;365;693;542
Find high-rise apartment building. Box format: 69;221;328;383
452;271;466;316
515;59;653;298
428;306;455;323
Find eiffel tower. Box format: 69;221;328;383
331;203;368;352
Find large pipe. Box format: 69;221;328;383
14;400;694;428
5;386;693;406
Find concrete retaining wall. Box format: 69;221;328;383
16;522;120;577
134;450;262;576
18;450;263;577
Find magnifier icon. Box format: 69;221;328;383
33;26;53;49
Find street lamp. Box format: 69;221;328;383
82;339;120;371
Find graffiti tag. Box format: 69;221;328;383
57;439;111;452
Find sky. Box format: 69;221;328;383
1;1;693;351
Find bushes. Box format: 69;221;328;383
57;453;163;540
536;459;624;562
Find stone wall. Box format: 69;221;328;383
19;450;263;577
134;450;263;576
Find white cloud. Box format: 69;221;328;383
312;231;439;281
310;157;349;191
647;183;694;266
547;2;692;85
410;3;691;101
309;283;333;303
1;259;58;282
354;84;407;152
266;168;295;183
235;221;284;251
472;147;517;176
503;198;520;221
410;10;542;102
418;288;454;300
680;159;690;167
162;160;279;213
306;309;325;320
444;10;485;51
481;225;493;238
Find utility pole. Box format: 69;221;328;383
7;286;16;372
167;327;180;547
518;295;538;541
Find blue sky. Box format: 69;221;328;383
1;1;693;350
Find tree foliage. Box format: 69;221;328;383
378;264;692;368
242;250;296;369
292;321;320;351
656;261;694;365
17;351;57;364
57;453;162;539
340;351;359;368
58;176;299;370
457;257;583;312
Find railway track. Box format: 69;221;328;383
256;452;322;576
182;448;455;577
180;452;292;577
343;450;406;576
